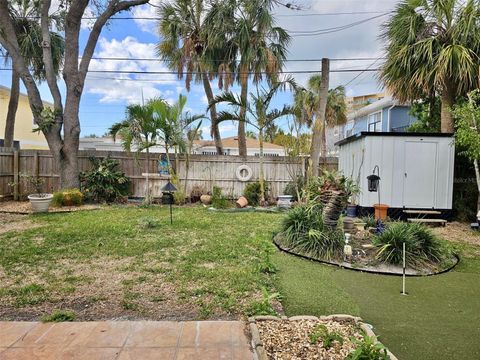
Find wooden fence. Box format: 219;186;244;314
0;148;338;199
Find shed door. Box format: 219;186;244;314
403;141;437;208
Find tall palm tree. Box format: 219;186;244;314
157;0;234;155
211;78;296;203
222;0;290;156
295;75;347;159
2;0;64;148
381;0;480;133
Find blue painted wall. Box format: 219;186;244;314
349;105;417;135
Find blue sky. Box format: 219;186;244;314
0;0;400;139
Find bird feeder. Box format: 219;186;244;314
161;181;177;224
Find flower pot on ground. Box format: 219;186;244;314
200;194;212;205
346;204;357;217
236;196;248;208
277;195;293;209
374;204;389;220
28;193;53;213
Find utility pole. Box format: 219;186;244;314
309;58;330;178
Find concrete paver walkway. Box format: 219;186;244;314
0;321;253;360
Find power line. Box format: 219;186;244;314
344;57;384;87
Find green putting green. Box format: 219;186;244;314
273;252;480;360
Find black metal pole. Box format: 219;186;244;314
169;201;173;224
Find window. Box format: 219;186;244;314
368;111;382;132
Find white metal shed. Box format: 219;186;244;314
337;132;455;210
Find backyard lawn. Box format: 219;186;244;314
1;206;479;360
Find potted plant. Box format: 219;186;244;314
345;178;361;218
21;174;53;213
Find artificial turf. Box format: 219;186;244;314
273;251;480;360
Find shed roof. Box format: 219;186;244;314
335;131;454;147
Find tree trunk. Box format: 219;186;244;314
440;89;455;133
145;147;151;204
474;159;480;214
309;58;330;177
202;73;223;155
259;128;265;204
238;65;248;157
4;70;20;148
321;121;327;161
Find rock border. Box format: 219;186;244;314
248;314;398;360
273;233;459;277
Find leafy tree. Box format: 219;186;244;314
407;98;441;133
245;130;257;139
211;78;296;203
294;76;347;160
0;0;149;189
381;0;480;133
157;0;233;155
452;90;480;213
2;0;64;148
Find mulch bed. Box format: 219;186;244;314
0;201;101;214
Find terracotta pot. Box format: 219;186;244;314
236;196;248;208
374;203;389;220
200;194;212;205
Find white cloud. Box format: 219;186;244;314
132;0;162;34
84;36;178;104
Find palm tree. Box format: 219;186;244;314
381;0;480;133
109;101;159;204
2;0;64;148
211;78;296;203
294;75;347;159
157;0;234;155
222;0;290;156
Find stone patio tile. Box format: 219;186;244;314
0;322;37;347
124;321;182;348
0;345;63;360
178;321;246;348
233;346;254;360
176;346;250;360
13;322;98;348
57;347;121;360
69;321;132;348
117;347;176;360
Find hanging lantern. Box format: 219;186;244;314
367;165;380;192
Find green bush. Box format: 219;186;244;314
137;217;159;229
283;175;306;201
280;202;344;260
373;222;448;267
211;186;230;209
52;189;83;207
347;336;390;360
80;157;130;203
243;182;268;206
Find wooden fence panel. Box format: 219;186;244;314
0;149;338;199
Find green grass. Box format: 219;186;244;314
274;244;480;360
0;205;281;319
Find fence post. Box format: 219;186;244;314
13;150;19;200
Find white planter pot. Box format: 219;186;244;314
28;194;53;213
277;195;293;209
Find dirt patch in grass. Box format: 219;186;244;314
0;201;100;214
434;221;480;247
0;213;41;235
0;256;200;321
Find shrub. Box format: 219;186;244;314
243;182;268;206
174;189;187;205
309;324;344;349
373;222;447;267
211;186;229;209
245;288;280;316
281;202;344;260
80;157;130;203
190;185;206;202
52;189;83;207
303;170;358;202
283;175;306;201
347;336;390;360
362;215;377;228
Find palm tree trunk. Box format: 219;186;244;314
238;66;248;157
145;147;151;204
259;128;265;204
4;70;20;148
309;59;330;177
440;89;455;133
202;73;223;155
321;121;327;161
